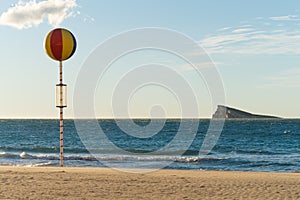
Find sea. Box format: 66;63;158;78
0;119;299;172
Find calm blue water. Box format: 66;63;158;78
0;119;299;172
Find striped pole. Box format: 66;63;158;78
59;61;64;167
44;28;76;167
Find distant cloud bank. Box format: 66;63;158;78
0;0;77;29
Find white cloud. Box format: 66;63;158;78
232;28;254;33
199;14;300;55
200;25;300;55
83;15;95;23
239;24;252;28
270;15;300;21
217;27;231;31
0;0;77;29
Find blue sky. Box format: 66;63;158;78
0;0;299;118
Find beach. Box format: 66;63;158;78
0;166;299;199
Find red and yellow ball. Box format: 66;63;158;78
44;28;76;61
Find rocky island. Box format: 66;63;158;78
213;105;280;119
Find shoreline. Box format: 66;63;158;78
1;164;300;173
1;166;300;199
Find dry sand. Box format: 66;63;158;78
0;166;299;200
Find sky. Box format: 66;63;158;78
0;0;300;118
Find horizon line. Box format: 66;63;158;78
0;117;299;120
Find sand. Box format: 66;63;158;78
0;166;299;200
